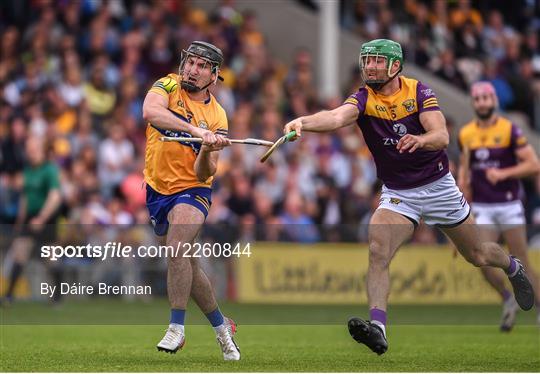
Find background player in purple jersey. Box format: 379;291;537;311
283;39;535;355
458;81;540;331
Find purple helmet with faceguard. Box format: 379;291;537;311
179;41;224;92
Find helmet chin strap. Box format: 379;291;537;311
198;76;218;91
366;77;393;91
180;81;200;93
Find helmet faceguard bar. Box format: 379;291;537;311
360;54;399;77
180;50;221;76
360;53;401;86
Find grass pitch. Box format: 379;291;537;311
1;300;539;372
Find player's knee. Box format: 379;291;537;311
368;240;391;268
464;245;489;267
464;254;482;267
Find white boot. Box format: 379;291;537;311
157;324;185;353
215;317;240;361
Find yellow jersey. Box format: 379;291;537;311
144;73;228;195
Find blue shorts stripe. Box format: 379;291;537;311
195;196;210;210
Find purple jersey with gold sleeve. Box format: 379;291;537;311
458;117;527;203
344;76;449;190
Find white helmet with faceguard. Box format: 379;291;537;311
179;41;224;93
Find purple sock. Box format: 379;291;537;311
370;308;387;326
506;256;517;275
501;289;512;302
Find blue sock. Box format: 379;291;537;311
206;307;224;327
170;309;185;325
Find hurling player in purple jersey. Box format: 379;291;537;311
458;81;540;331
283;39;535;355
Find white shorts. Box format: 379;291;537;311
471;201;526;232
378;173;470;226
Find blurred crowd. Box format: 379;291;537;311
1;0;539;248
341;0;540;130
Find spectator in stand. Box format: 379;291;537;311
507;58;537;123
482;10;516;61
481;58;514;110
434;49;467;90
280;191;320;243
3;137;62;304
97;123;134;198
449;0;483;33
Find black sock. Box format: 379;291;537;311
6;263;23;298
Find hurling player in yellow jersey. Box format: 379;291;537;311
458;82;540;330
142;41;239;360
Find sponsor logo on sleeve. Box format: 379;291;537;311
421;88;434;96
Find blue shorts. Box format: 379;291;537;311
146;184;212;236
